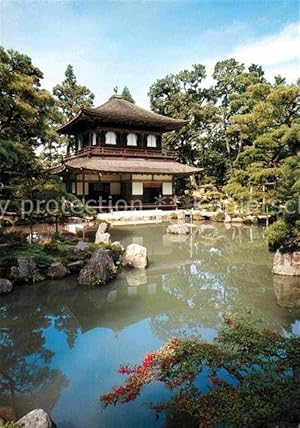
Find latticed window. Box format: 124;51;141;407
147;135;157;148
105;131;117;145
127;133;137;146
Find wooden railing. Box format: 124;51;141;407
64;146;176;160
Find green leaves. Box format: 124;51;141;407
121;86;135;104
100;319;300;426
53;64;95;120
0;46;55;144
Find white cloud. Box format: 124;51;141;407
201;22;300;89
232;22;299;68
142;22;300;107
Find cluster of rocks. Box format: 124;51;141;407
223;214;259;224
0;222;149;294
196;209;263;224
0;256;72;295
0;408;55;428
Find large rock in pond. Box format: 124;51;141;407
122;244;148;269
46;262;68;280
0;278;13;294
10;256;37;282
17;409;54;428
78;249;117;286
272;250;300;276
166;223;190;235
18;256;37;280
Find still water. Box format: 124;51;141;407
1;223;299;427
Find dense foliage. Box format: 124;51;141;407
101;318;300;427
121;86;135;104
0;44;299;250
149;59;299;250
0;47;96;221
0;230;121;279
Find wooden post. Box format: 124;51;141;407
82;173;86;204
75;173;78;196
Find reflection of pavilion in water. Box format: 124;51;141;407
68;224;300;336
1;223;299;419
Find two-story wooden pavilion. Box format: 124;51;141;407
51;95;200;209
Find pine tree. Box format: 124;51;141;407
53;65;95;119
121;86;135;104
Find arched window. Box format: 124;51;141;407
105;131;117;145
92;132;97;146
127;133;137;146
147;134;157;148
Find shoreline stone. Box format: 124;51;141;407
46;262;69;280
0;278;13;294
272;250;300;276
79;249;117;286
166;223;190;235
122;244;148;269
17;408;54;428
9;256;37;282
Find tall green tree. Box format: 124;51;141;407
52;65;95;155
121;86;135;104
224;81;300;199
149;65;230;186
0;47;76;216
149;60;266;186
53;64;95;119
0;46;56;146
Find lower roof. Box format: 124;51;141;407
51;156;201;176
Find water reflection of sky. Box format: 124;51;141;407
0;223;299;427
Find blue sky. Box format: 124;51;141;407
0;0;299;107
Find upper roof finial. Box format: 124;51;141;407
111;86;122;99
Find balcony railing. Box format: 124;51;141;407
64;146;176;160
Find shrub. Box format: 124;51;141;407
266;220;299;253
100;318;300;427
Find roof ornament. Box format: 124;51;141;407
111;86;122;99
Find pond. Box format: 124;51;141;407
0;223;299;427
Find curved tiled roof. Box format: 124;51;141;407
57;96;188;134
51;156;200;176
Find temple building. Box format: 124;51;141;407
51;94;200;209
